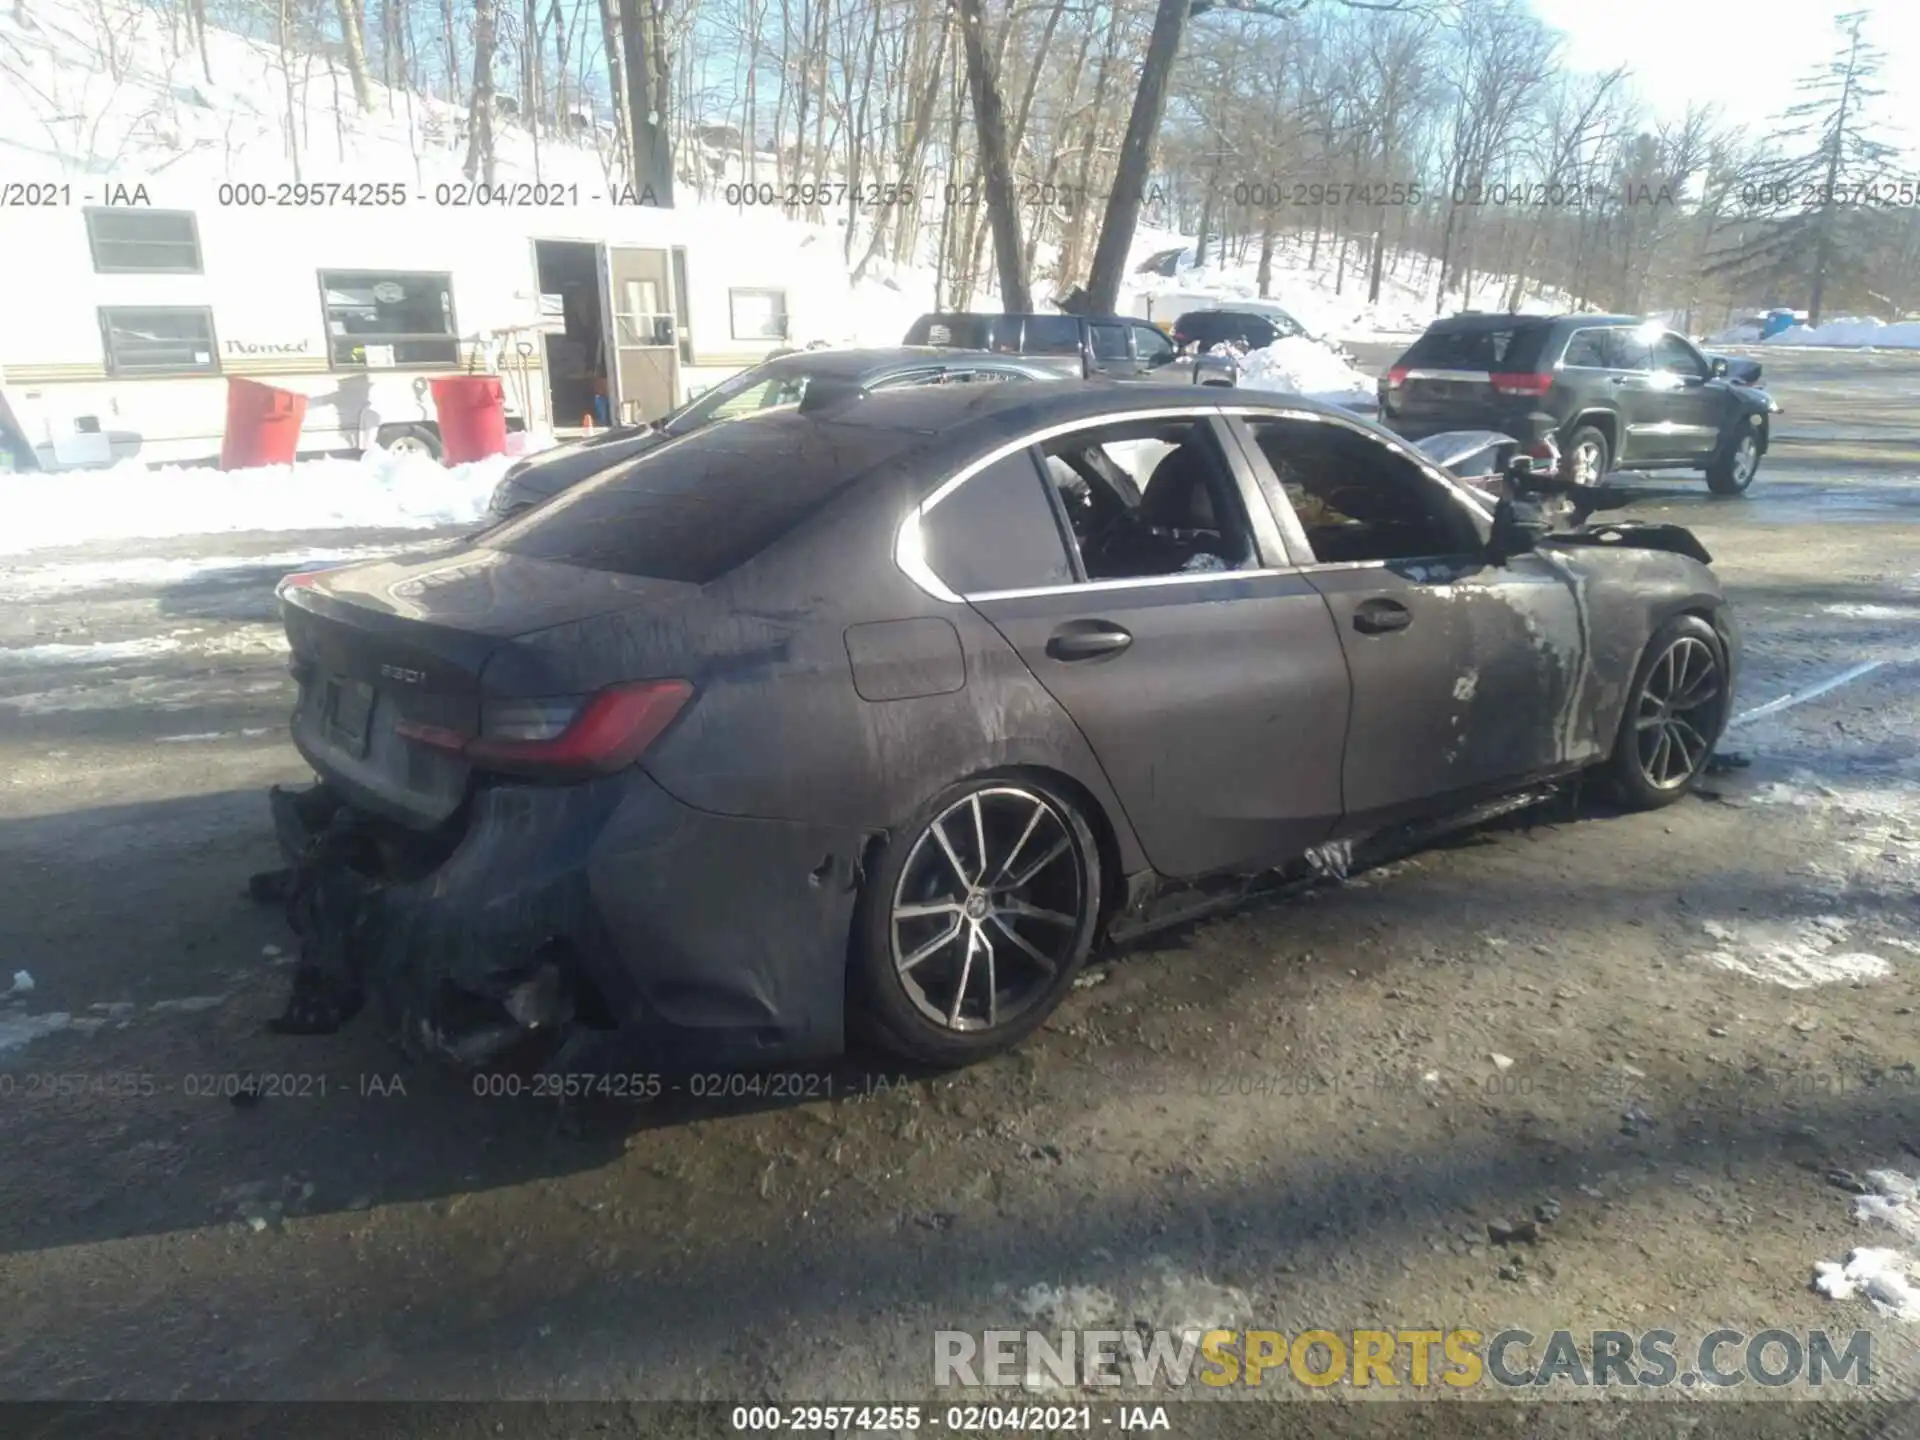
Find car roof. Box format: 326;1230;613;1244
759;346;1054;378
817;379;1361;438
1424;312;1640;331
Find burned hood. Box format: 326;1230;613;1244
288;545;696;639
1546;521;1713;566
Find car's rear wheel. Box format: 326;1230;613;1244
852;776;1102;1066
1602;614;1730;810
1563;425;1611;486
1706;427;1761;495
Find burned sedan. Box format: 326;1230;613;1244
263;385;1738;1076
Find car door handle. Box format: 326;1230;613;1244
1352;599;1412;635
1046;623;1133;661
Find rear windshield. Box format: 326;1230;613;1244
906;315;1009;351
1403;322;1549;371
484;417;916;583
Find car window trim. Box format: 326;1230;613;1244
1556;325;1627;371
900;403;1260;603
1216;405;1494;570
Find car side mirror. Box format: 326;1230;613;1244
1710;357;1729;378
1490;495;1551;561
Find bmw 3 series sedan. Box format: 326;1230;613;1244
266;384;1738;1074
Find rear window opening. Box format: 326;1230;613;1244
482;418;920;583
1404;322;1549;372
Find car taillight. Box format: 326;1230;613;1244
1490;372;1553;397
397;679;694;779
275;570;326;601
1385;366;1409;389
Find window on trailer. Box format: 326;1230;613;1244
98;307;219;376
85;209;202;274
729;288;789;342
318;271;459;368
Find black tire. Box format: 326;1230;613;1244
1562;424;1611;486
1601;614;1731;810
851;774;1103;1066
376;424;443;460
1706;423;1762;495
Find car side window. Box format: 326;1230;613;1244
921;449;1074;595
940;367;1022;385
870;369;944;391
1651;333;1707;378
1601;329;1651;371
1090;324;1130;363
1038;417;1257;580
1242;417;1481;565
1022;316;1082;357
1131;324;1177;366
1560;329;1610;368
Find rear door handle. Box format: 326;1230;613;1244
1352;598;1412;635
1046;622;1133;661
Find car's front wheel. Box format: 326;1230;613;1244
852;776;1102;1066
1706;425;1761;495
1601;614;1731;810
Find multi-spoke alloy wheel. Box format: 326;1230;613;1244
856;778;1101;1063
1633;635;1721;791
1603;614;1730;810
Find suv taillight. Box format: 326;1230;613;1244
1490;372;1554;397
1385;366;1409;389
397;680;694;780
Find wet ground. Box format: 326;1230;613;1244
1;348;1918;1429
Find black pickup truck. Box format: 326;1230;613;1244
904;312;1239;386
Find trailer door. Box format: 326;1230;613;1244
600;246;680;424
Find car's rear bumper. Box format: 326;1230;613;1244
269;770;865;1074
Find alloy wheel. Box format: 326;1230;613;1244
1633;635;1723;791
889;786;1089;1033
1570;440;1605;486
1730;434;1758;487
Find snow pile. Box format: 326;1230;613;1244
1815;1172;1920;1321
1764;317;1920;349
1694;915;1892;990
0;448;511;555
1234;336;1378;408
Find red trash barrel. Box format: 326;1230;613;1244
219;378;308;470
428;375;509;463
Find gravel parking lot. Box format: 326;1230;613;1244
2;348;1918;1429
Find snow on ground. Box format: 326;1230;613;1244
1816;1173;1920;1321
1233;335;1377;408
0;448;508;556
1120;232;1572;343
1763;317;1920;349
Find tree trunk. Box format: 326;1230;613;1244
956;0;1030;310
1256;210;1276;297
1085;0;1188;313
335;0;373;109
616;0;671;201
190;0;212;82
597;0;630;175
442;0;461;102
463;0;497;182
854;2;949;283
1061;17;1121;287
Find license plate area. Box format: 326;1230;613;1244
323;677;375;757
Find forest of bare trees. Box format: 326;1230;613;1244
69;0;1920;322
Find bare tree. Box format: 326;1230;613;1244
463;0;498;181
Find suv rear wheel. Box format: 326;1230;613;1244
1563;424;1611;486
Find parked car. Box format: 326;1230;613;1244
1170;306;1308;353
265;383;1737;1075
903;312;1238;386
484;347;1065;521
1378;313;1777;495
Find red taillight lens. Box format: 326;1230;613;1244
1385;366;1409;389
397;680;694;779
1490;372;1553;397
276;570;326;601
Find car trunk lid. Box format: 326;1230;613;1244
280;548;693;829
